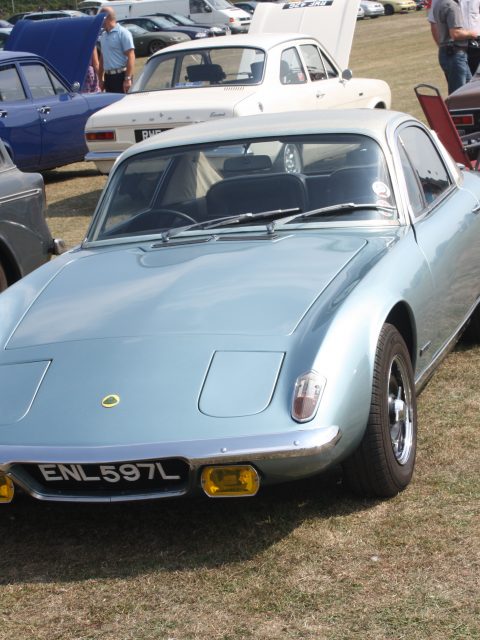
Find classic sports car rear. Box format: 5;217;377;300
1;109;480;505
85;0;391;173
446;76;480;136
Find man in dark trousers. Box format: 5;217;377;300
98;7;135;93
430;0;479;92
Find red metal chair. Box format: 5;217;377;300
414;83;480;169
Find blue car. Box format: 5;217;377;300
1;108;480;505
0;15;124;172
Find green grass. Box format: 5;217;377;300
1;11;479;640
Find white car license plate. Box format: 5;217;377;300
134;128;168;142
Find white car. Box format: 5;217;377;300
360;0;385;17
85;0;391;173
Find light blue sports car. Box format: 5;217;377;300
1;109;480;505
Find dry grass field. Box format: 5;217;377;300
1;11;479;640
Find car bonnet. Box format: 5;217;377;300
5;233;371;348
5;14;104;87
248;0;360;70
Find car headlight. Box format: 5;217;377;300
194;32;207;38
171;35;186;41
291;371;326;423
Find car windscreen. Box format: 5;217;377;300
88;134;397;243
134;46;265;90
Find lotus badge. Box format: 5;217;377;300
102;394;120;408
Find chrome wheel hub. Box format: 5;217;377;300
388;355;413;465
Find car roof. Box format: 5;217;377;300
150;32;321;57
121;109;412;162
0;50;40;61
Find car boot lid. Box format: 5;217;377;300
86;87;259;126
249;0;360;70
5;14;104;87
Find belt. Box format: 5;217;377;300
105;67;126;75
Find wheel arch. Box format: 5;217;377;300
385;301;417;369
0;237;22;286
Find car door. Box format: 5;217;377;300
398;123;480;358
19;62;90;170
0;62;41;170
299;43;373;109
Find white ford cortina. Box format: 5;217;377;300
85;0;391;173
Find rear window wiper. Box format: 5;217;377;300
160;207;300;242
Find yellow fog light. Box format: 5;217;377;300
201;465;260;497
0;474;14;504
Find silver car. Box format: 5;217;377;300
1;109;480;505
360;0;385;17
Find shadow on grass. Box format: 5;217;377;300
0;470;379;584
42;165;101;186
46;190;104;218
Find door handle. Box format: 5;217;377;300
316;92;326;98
472;202;480;213
37;106;51;115
0;110;7;118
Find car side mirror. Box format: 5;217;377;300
342;69;353;81
50;238;67;255
205;5;212;12
71;81;81;93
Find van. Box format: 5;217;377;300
78;0;251;33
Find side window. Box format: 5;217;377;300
398;143;424;217
21;64;56;99
300;45;326;81
398;126;451;211
320;53;338;79
280;48;306;85
0;65;27;102
48;71;68;95
190;0;209;14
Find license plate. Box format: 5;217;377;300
37;460;181;483
134;128;167;142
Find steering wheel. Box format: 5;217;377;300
156;209;197;226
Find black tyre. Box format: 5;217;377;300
343;323;417;498
148;40;164;55
384;4;394;14
0;261;7;292
462;306;480;343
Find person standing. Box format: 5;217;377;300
460;0;480;73
98;7;135;93
431;0;478;92
82;48;100;93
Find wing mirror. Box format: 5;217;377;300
342;69;353;81
71;81;81;93
50;238;67;256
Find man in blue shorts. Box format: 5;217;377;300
98;7;135;93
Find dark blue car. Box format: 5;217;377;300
0;15;124;172
119;15;211;40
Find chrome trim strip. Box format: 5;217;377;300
85;151;121;163
0;188;42;205
1;425;341;503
